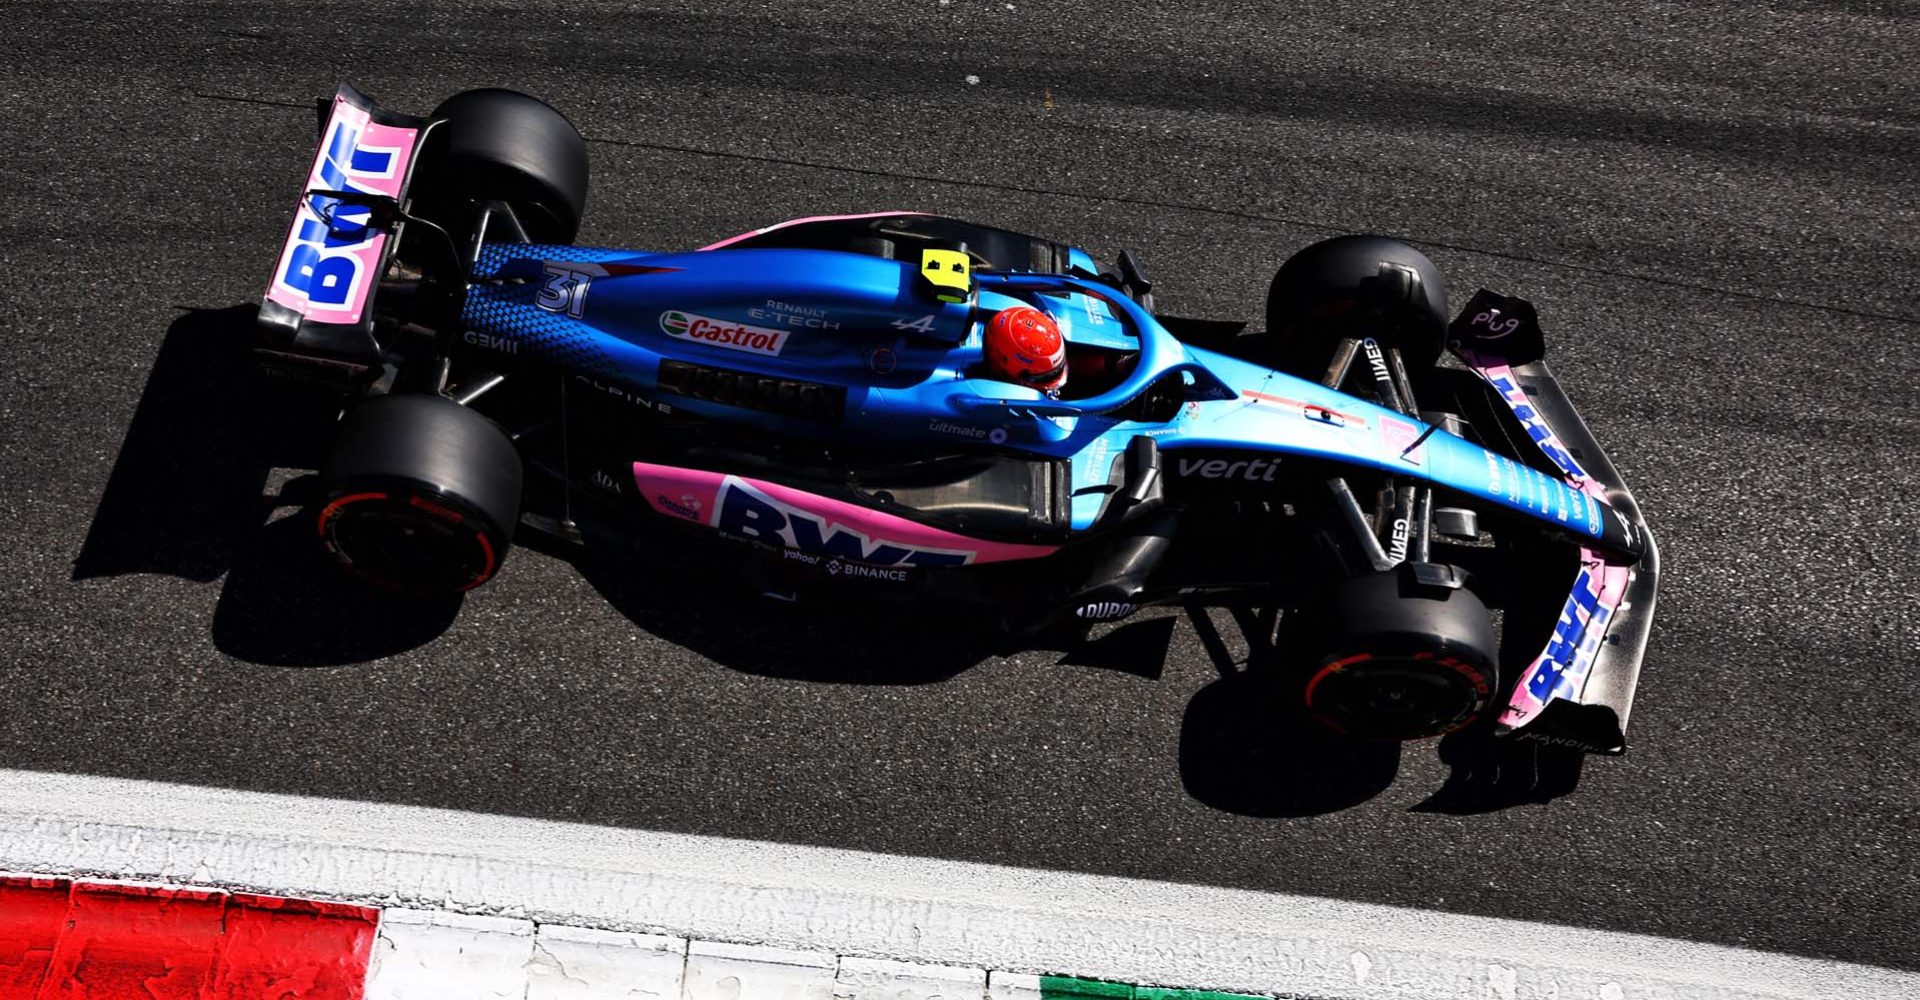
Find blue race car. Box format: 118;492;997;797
257;85;1659;753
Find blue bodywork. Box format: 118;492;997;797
463;243;1612;542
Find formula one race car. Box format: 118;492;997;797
256;85;1659;753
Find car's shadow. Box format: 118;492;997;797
80;304;1580;811
1175;602;1583;816
1176;604;1404;816
556;536;1007;686
73;305;462;667
526;521;1178;687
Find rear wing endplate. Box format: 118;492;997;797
1450;290;1662;754
257;84;429;374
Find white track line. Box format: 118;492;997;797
0;768;1912;1000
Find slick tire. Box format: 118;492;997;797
413;88;589;244
1261;235;1449;380
315;394;523;594
1300;563;1498;740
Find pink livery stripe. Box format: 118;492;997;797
632;462;1058;566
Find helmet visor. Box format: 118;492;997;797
1016;357;1067;388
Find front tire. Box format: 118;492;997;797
1261;235;1450;380
315;394;523;594
1300;563;1498;739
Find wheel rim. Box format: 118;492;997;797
318;492;497;594
1305;651;1490;739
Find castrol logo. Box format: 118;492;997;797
659;310;790;357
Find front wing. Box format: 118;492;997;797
1451;291;1661;754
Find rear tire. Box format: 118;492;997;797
315;394;523;594
1300;563;1498;739
411;88;589;244
1261;235;1450;380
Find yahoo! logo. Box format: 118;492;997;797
274;115;402;315
715;478;971;568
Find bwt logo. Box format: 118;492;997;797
716;478;972;567
276;118;400;312
1489;374;1589;481
1526;569;1611;703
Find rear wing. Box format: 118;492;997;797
1450;290;1662;754
257;84;430;379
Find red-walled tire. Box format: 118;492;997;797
1301;564;1498;739
315;394;522;594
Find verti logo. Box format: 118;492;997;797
659;311;790;357
1175;456;1280;481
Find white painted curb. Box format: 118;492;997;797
985;972;1047;1000
368;909;535;1000
685;942;838;1000
0;769;1914;1000
528;926;687;1000
838;957;987;1000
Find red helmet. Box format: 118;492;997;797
984;306;1067;391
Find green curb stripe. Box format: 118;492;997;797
1041;976;1261;1000
1135;989;1263;1000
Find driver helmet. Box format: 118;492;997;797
984;306;1067;392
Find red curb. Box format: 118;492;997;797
209;894;377;1000
1;875;69;999
0;877;378;1000
42;882;229;1000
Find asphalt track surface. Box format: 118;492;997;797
2;0;1916;975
